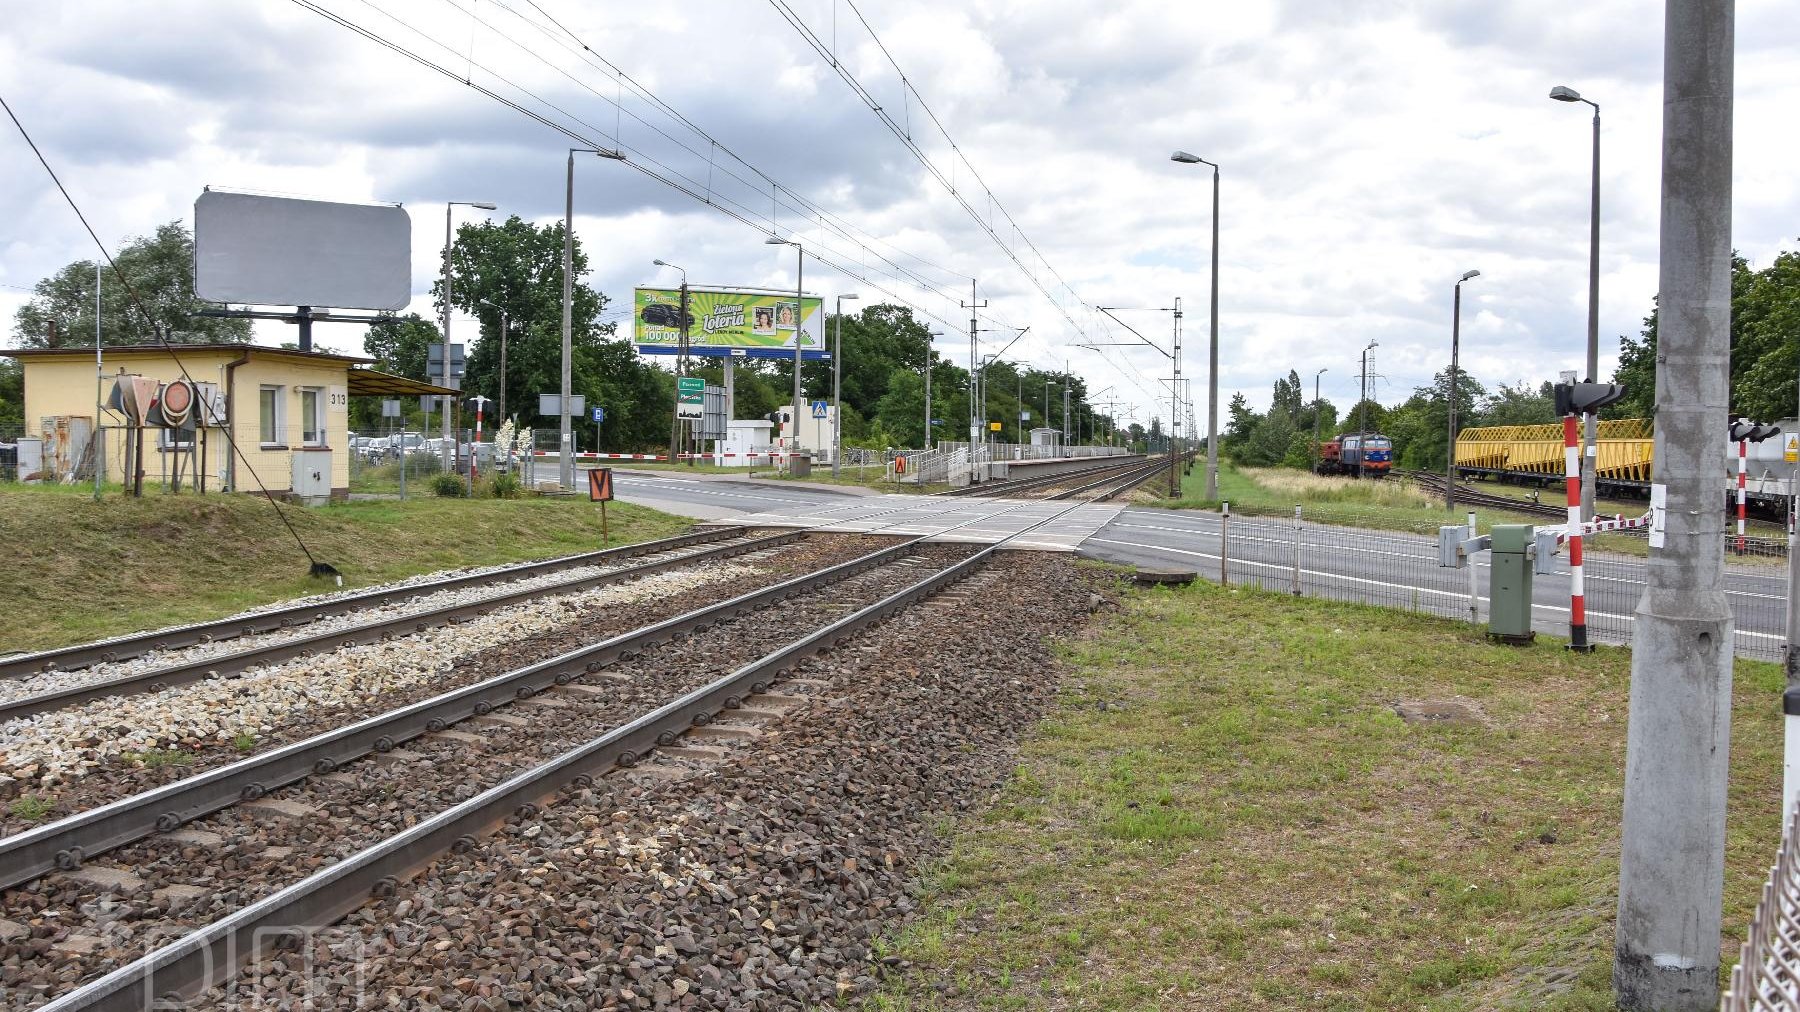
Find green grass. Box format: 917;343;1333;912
0;484;692;653
870;580;1783;1010
8;796;55;823
119;747;194;769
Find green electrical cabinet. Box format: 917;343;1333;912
1488;524;1536;644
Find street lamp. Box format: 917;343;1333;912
1447;270;1481;510
444;200;497;473
832;294;860;477
476;297;511;424
765;236;807;459
653;259;691;465
1313;367;1328;465
559;147;625;489
1551;84;1601;520
1171;149;1221;499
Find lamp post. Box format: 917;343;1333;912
1171;150;1221;499
477;298;510;424
1551;85;1601;521
1447;270;1481;510
1358;340;1378;478
925;330;941;449
653;259;689;465
444;200;497;473
1313;367;1328;465
833;293;859;477
561;147;625;489
764;237;806;459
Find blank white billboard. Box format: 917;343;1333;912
193;189;411;310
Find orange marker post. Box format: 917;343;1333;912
588;467;615;543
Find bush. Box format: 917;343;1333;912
490;473;521;499
430;472;468;497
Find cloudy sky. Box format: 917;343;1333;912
1;0;1795;427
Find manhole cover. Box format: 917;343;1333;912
1393;699;1485;726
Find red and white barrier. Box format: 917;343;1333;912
1564;414;1591;652
529;451;815;462
1738;436;1749;554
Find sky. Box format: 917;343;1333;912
1;0;1796;430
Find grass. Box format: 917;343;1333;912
8;796;55;822
0;484;692;653
119;747;194;769
868;580;1782;1011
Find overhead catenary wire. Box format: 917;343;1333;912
294;0;1151;423
308;0;991;341
0;91;339;579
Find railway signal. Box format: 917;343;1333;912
1553;380;1625;653
1729;419;1782;553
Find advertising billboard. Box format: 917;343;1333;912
634;287;827;360
194;189;411;310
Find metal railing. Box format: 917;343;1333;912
1724;801;1800;1010
1185;507;1789;662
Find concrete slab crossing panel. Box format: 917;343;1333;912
712;494;1125;550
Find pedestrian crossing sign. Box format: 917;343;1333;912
811;400;829;419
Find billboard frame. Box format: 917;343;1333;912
634;285;830;362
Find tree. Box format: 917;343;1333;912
0;357;21;428
1225;392;1258;447
1478;381;1557;427
11;222;252;347
363;313;438;381
435;215;678;448
1270;369;1304;422
1339;399;1387;435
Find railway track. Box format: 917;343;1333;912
1397;468;1569;518
0;528;759;681
2;489;1123;1009
934;453;1179;500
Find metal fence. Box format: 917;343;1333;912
1185;507;1790;662
0;422;21;482
1724;799;1800;1010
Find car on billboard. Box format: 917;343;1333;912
640;303;691;329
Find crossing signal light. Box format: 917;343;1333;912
1554;381;1626;417
1731;419;1782;442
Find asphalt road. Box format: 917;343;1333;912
612;470;1789;661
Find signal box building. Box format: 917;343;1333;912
2;344;451;501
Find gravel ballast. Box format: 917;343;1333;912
0;540;981;1008
191;552;1117;1010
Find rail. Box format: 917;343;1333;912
0;527;751;680
0;531;801;723
27;478;1140;1011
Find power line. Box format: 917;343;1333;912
0;91;337;578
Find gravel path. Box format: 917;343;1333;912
0;534;775;707
198;553;1114;1011
0;535;884;835
0;541;979;1008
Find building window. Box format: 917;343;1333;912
259;386;283;446
301;388;324;446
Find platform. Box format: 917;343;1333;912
711;494;1126;552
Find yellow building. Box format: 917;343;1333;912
2;344;451;501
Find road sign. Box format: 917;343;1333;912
591;406;605;424
587;467;615;502
426;343;466;377
811;400;829;419
989;421;1002;432
381;398;401;418
538;393;586;416
1787;434;1798;463
677;377;705;420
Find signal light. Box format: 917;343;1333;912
1554;381;1626;417
1752;423;1783;443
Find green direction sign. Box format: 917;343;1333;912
676;376;705;420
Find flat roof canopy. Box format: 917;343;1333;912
346;368;457;397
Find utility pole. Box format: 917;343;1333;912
1171;297;1183;495
962;280;987;451
1447;271;1480;510
1789;365;1800;818
1062;360;1071;447
1613;1;1735;1007
923;330;939;450
1313;367;1328;465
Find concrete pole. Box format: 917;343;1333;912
793;247;804;458
1583;102;1602;521
497;308;508;423
560;153;576;490
443;203;455;474
1205;162;1220;500
1613;2;1735;1007
923;340;932;449
1447;280;1463;511
1787;363;1800;819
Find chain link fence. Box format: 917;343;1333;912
1725;799;1800;1010
1183;507;1790;662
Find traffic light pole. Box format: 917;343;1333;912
1613;0;1735;1005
